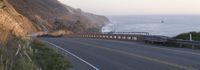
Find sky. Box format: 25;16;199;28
58;0;200;15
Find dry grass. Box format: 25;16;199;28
31;39;71;70
0;30;10;44
0;37;39;70
0;33;71;70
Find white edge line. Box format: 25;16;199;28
124;41;200;56
154;47;200;56
43;40;100;70
113;40;200;56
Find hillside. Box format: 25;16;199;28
174;32;200;41
1;0;107;69
0;0;109;39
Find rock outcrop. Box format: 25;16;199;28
0;0;38;37
0;0;109;37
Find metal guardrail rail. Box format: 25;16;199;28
168;39;200;46
65;34;144;41
102;32;150;35
64;33;200;48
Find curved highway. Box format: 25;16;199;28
42;38;200;70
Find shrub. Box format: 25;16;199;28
12;57;38;70
31;40;71;70
0;37;38;70
174;31;200;41
172;32;200;49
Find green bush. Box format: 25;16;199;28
12;57;38;70
0;37;38;70
174;31;200;41
31;40;71;70
172;32;200;49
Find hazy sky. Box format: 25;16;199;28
58;0;200;15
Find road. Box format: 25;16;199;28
42;38;200;70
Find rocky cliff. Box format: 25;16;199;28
0;0;109;38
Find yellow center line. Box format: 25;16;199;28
71;40;198;70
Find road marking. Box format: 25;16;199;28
147;45;200;56
43;40;100;70
72;40;198;70
100;39;200;56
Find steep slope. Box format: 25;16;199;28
0;0;38;37
0;0;109;41
4;0;109;34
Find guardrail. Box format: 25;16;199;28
64;34;170;43
64;34;145;41
168;39;200;46
103;32;150;35
64;33;200;49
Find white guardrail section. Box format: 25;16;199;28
64;33;200;48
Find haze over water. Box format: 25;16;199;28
59;0;200;37
102;15;200;37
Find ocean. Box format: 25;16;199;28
102;15;200;37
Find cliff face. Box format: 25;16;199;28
0;0;109;42
0;0;38;37
0;0;109;37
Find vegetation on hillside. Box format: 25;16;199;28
0;0;3;8
170;31;200;49
0;36;37;70
31;40;71;70
174;31;200;41
0;33;71;70
6;0;109;34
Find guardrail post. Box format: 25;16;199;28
127;36;131;40
110;36;113;39
179;44;182;48
132;37;137;41
114;36;117;39
122;36;126;39
118;36;121;39
106;36;109;38
192;45;195;49
151;41;154;44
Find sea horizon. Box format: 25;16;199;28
103;15;200;37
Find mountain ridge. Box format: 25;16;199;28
0;0;109;39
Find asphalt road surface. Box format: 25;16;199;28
41;38;200;70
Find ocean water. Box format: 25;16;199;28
102;15;200;37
